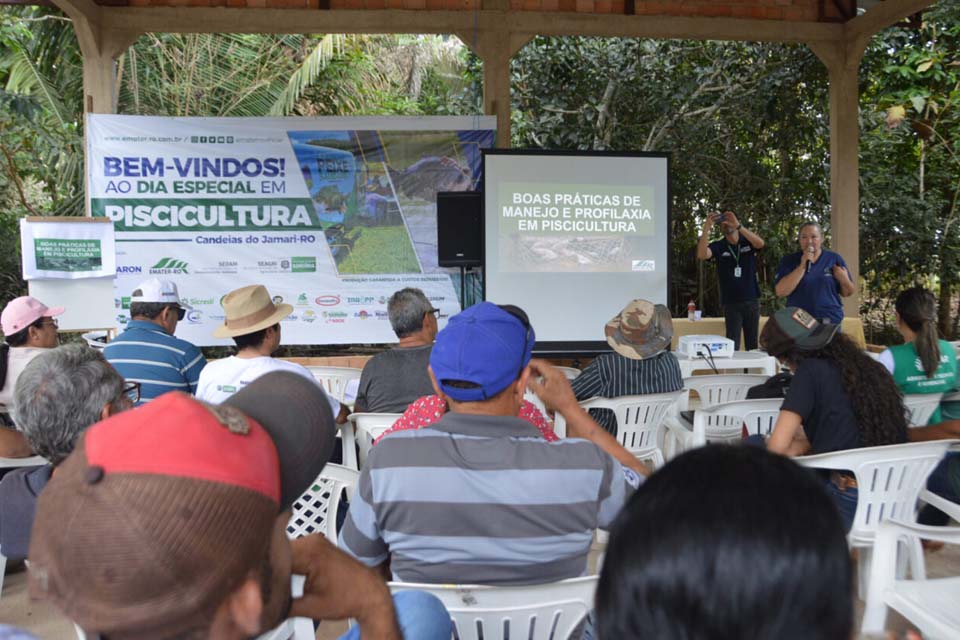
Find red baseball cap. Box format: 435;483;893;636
28;371;337;639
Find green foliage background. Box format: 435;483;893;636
1;2;958;344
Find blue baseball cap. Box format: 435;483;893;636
429;302;535;402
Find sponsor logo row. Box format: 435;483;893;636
117;255;318;276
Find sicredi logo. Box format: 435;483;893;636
117;265;142;274
315;295;340;306
150;257;189;274
187;310;203;324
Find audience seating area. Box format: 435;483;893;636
3;337;960;639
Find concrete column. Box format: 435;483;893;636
809;37;868;318
457;31;531;148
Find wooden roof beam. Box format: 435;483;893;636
100;8;843;44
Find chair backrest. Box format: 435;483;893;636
692;398;784;442
286;464;359;542
305;366;362;402
796;440;956;545
580;391;683;466
681;374;770;410
902;393;944;427
389;576;597;640
349;413;403;468
555;367;581;380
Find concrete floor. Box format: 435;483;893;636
3;542;959;639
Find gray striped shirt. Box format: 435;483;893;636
339;412;636;585
571;351;684;434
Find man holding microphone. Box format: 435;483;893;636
774;221;855;325
697;210;765;350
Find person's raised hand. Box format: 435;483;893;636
703;213;717;232
722;211;740;229
289;534;400;638
526;359;578;416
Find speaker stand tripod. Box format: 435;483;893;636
458;265;471;310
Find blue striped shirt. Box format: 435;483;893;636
339;412;636;585
104;320;206;404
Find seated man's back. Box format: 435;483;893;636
355;345;435;413
571;300;683;434
341;412;629;584
340;302;646;586
354;287;439;413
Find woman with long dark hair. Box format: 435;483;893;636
878;286;957;424
760;307;908;530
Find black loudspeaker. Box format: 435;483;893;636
437;191;483;267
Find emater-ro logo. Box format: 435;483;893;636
315;295;340;306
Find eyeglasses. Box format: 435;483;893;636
171;306;186;321
428;308;441;318
38;319;59;329
122;381;141;404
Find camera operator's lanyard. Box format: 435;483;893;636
728;240;742;278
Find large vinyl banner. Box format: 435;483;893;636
87;115;495;345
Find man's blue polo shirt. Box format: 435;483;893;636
104;320;206;404
774;250;848;325
707;236;761;304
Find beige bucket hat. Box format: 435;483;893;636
212;284;293;339
604;299;673;360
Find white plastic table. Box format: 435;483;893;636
675;351;778;378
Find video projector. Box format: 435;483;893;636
677;335;736;359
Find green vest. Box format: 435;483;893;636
889;340;958;424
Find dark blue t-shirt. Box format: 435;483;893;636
781;359;861;453
775;249;848;324
708;236;761;304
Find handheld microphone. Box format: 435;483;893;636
805;246;814;273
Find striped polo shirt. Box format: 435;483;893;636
571;350;684;434
104;320;206;405
339;412;636;585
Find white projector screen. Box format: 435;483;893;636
483;150;671;353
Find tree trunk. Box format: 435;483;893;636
938;272;954;339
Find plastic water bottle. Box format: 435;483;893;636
687;299;696;321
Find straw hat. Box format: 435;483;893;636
604;299;673;360
212;285;292;338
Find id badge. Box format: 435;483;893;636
733;267;742;278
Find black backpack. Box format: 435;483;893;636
745;372;793;399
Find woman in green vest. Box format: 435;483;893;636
877;287;958;424
879;286;960;528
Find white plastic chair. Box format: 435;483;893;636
862;519;960;638
796;439;956;596
522;390;566;439
0;455;47;468
274;464;360;640
664;398;783;457
389;575;597;640
580;391;684;469
903;392;945;427
305;366;362;403
679;374;769;411
348;413;403;469
555;366;581;380
286;463;359;543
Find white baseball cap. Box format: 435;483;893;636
130;279;191;309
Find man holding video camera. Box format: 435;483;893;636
696;210;765;351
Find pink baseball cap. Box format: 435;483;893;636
2;296;65;337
